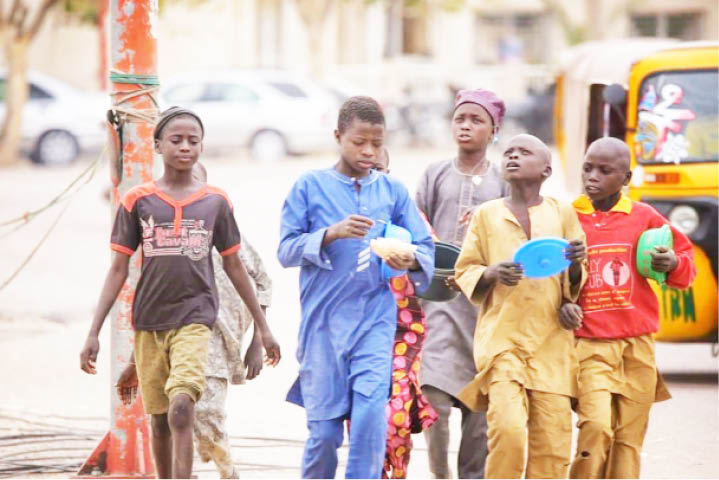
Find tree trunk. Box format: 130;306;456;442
0;37;30;165
307;27;324;79
296;0;332;79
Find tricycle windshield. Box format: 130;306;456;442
635;69;718;164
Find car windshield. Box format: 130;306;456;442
636;69;718;164
266;81;308;98
164;83;206;103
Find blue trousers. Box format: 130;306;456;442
300;313;394;479
302;386;388;478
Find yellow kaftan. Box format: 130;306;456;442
454;197;587;410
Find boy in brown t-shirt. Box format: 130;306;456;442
79;107;281;479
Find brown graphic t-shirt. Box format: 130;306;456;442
110;181;241;331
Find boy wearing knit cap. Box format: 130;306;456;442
79;107;280;478
416;88;509;478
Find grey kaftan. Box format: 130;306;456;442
415;158;509;396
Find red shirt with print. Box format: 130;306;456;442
573;194;696;339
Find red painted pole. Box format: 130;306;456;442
97;0;108;91
78;0;158;476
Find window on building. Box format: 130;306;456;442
476;13;548;64
630;12;703;40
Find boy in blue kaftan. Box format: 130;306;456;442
278;97;435;479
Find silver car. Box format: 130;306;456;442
160;70;339;162
0;71;107;165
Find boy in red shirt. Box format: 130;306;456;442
560;137;696;478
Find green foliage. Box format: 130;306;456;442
60;0;203;25
63;0;98;23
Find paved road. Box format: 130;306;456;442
0;149;716;478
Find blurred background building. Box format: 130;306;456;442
26;0;718;91
0;0;716;163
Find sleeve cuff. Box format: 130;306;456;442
220;243;242;256
665;255;695;290
407;247;434;293
563;262;587;302
304;227;333;270
110;243;136;256
456;265;488;305
256;290;272;307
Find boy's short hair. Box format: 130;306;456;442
337;96;385;134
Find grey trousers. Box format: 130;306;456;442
422;385;488;479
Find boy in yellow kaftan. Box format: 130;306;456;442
454;134;587;479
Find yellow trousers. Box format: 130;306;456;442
569;336;664;479
486;380;572;479
569;390;651;479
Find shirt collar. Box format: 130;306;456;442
573;193;633;215
327;167;379;186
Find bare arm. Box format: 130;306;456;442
566;239;587;297
79;252;130;374
222;253;280;365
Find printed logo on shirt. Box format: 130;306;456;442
357;246;371;272
141;215;212;261
581;243;634;313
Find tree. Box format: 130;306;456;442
295;0;334;78
0;0;60;165
540;0;646;45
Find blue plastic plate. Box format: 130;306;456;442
513;237;571;278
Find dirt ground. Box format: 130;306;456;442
0;148;717;478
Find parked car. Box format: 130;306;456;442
160;70;339;162
0;71;107;165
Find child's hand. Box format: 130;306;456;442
329;215;375;240
116;362;138;405
458;207;477;227
80;335;100;374
566;239;586;264
244;336;264;380
490;262;524;286
260;330;281;367
385;251;417;270
650;246;678;273
559;303;583;330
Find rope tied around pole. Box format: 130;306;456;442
109;71;159;86
107;70;161;184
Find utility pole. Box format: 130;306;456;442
78;0;159;476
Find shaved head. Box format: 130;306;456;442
586;137;631;172
508;134;552;166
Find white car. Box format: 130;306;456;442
0;71;107;165
160;70;339;161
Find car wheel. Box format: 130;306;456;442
33;130;79;166
250;130;287;163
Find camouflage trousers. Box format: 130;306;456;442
193;376;238;479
